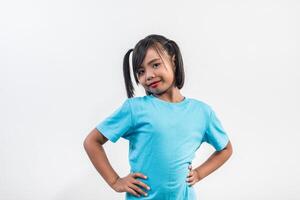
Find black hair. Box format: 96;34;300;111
123;34;185;98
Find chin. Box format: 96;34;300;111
154;90;167;95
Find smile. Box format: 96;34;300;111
149;81;161;88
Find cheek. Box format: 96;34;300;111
139;80;148;88
137;76;145;84
163;72;175;83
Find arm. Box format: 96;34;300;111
83;128;120;188
194;141;233;181
83;128;150;197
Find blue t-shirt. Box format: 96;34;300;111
96;94;230;200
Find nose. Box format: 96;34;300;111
146;69;155;81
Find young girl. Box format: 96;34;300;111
83;34;233;200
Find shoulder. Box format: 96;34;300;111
127;95;155;104
126;96;146;105
124;96;149;111
188;97;211;109
186;97;214;116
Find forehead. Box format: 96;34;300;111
144;47;160;59
140;47;166;67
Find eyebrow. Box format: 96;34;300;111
139;58;161;69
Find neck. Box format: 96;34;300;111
152;86;184;103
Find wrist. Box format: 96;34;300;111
195;168;204;181
109;175;120;188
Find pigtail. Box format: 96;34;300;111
123;49;135;98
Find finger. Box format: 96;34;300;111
188;182;194;187
133;179;151;191
186;170;194;177
187;178;194;185
186;176;193;183
132;172;147;179
186;172;192;178
188;179;196;187
127;187;141;197
129;183;148;197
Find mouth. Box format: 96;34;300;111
149;80;161;88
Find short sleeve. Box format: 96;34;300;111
202;107;229;151
95;99;134;143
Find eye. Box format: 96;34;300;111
137;70;144;76
153;63;160;68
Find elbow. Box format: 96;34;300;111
228;148;233;158
222;141;233;156
83;136;92;151
226;141;233;157
83;138;88;150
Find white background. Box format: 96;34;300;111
1;0;299;199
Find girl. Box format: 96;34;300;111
83;34;233;200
